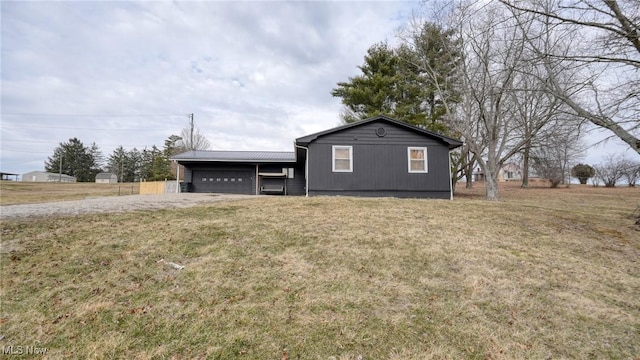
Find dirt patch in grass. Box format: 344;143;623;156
1;185;639;358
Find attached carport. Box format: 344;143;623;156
171;150;306;196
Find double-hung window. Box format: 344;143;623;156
408;147;428;173
332;145;353;172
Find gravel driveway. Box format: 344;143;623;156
0;193;253;220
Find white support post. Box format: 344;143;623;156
176;161;180;193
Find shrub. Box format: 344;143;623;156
571;163;595;185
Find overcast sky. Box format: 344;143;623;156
0;0;632;177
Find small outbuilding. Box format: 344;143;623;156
1;172;19;181
95;172;118;184
21;171;77;183
172;115;463;199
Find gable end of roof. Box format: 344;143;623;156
295;115;462;149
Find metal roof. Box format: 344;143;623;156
95;172;117;179
22;171;76;179
171;150;296;163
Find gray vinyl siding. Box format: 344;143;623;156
308;190;452;199
307;120;452;197
183;167;193;183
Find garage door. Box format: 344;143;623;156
191;170;253;194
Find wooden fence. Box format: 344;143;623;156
139;181;178;195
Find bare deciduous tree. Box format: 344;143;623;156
507;61;567;187
531;125;584;187
403;1;594;199
178;115;211;151
595;154;627;187
179;127;211;151
500;0;640;155
621;157;640;186
415;2;557;199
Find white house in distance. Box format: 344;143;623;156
95;172;118;184
472;162;524;182
498;162;523;181
22;171;76;183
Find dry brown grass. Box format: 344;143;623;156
0;181;140;205
1;183;639;358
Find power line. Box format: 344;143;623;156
1;124;179;132
1;113;189;118
1;112;190;131
1;139;153;147
0;158;44;165
1;139;59;144
1;149;52;154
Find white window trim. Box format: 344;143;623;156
408;147;428;173
332;145;353;172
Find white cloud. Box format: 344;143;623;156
1;1;414;175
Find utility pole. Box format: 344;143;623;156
59;156;62;182
189;113;194;151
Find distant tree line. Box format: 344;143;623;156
44;120;211;182
537;156;640;188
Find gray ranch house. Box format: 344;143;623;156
172;115;462;199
